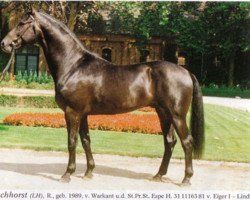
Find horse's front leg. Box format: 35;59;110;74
60;107;81;182
79;115;95;179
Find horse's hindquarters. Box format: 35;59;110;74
151;62;193;116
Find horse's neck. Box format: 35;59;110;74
38;16;86;82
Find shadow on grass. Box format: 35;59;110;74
0;162;180;186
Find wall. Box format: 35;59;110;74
78;34;165;65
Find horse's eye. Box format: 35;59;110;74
17;21;25;27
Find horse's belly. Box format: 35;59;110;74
122;86;154;108
91;94;153;114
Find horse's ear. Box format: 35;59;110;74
31;7;37;15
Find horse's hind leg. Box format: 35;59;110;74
172;116;193;185
79;116;95;179
60;107;80;182
153;107;177;181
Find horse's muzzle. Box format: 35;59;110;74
1;39;12;54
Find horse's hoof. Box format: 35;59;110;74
152;174;162;182
181;179;191;186
181;182;191;187
59;174;71;183
82;173;93;180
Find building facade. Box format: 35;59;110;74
79;34;165;65
13;34;168;75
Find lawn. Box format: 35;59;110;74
0;105;249;163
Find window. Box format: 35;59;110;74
102;48;112;62
140;50;149;62
15;45;39;74
178;57;186;66
177;51;186;66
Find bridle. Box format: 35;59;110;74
0;15;35;82
12;15;36;47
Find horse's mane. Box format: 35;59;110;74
39;12;107;62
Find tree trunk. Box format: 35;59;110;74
0;7;2;39
228;56;235;87
39;46;48;74
67;2;78;31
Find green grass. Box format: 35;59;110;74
0;125;165;157
0;105;249;162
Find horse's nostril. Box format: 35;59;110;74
1;41;5;47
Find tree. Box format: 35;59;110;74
166;2;250;86
0;1;97;32
108;2;171;52
199;2;250;86
107;2;250;86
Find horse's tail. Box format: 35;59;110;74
190;73;205;158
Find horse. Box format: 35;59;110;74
1;8;204;185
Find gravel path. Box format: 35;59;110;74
0;149;249;190
203;96;250;112
0;87;54;97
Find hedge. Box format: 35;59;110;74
202;87;250;99
0;95;58;108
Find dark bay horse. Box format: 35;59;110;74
1;9;204;185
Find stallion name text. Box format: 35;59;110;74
0;191;250;200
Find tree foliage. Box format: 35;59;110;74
168;2;250;86
0;1;97;32
108;2;171;49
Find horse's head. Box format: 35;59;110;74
1;8;41;53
